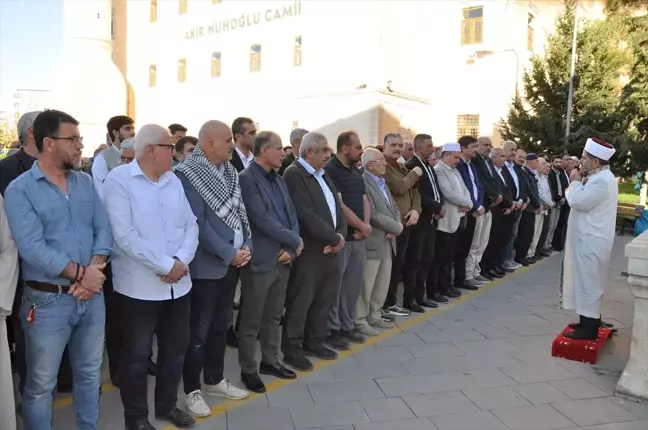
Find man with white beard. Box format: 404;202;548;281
561;138;618;340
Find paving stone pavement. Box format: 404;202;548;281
33;236;648;429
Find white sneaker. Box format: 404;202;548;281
204;379;249;400
368;319;394;329
185;390;211;418
356;324;378;336
466;278;486;287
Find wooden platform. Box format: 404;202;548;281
551;326;613;364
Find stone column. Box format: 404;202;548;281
616;231;648;401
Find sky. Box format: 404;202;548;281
0;0;63;113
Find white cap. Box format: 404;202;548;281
442;142;461;152
584;138;616;161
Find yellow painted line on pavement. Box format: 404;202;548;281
48;258;544;427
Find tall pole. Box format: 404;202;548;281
565;1;579;139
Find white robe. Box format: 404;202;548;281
562;168;618;318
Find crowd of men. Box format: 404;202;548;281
0;109;584;430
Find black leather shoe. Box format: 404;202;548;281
405;302;425;313
487;269;503;278
498;266;514;273
458;284;478;291
241;372;266;393
416;298;438;308
342;329;366;343
226;327;239;348
283;353;313;371
431;294;449;303
304;344;338;360
514;258;529;267
564;317;599;340
481;273;494;281
326;331;351;350
445;288;462;298
147;359;157;376
260;362;297;379
126;421;156;430
156;407;196;429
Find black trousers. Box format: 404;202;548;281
537;213;550;252
403;219;437;305
183;269;239;394
483;208;513;270
415;221;438;301
102;264;122;377
429;230;457;296
515;211;536;261
282;252;341;354
454;216;476;287
118;292;190;425
384;226;413;308
553;206;570;251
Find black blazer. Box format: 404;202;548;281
497;167;515;209
279;153;296;176
0;148;36;196
230;149;245;173
404;155;443;221
522;167;542;211
473;154;500;210
283;161;347;254
548;169;563;203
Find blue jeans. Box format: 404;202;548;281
20;286;105;430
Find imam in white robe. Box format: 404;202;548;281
562;167;618;318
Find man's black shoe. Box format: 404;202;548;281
260;362;297;379
416;298;438;308
326;331;351;350
241;372;266;393
405;302;425;313
283;353;313;371
226;326;239;348
304;344;337;360
446;288;462;298
431;294;449;303
126;421;156;430
564;317;599;341
342;329;366;343
458;284;478;291
514;258;529;267
498;266;514;273
155;407;196;429
487;269;503;278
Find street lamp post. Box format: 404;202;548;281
565;2;580;139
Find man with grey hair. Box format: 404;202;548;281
282;132;347;371
279;127;309;175
103;123;199;429
0;110;41;196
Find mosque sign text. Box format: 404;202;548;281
184;0;302;40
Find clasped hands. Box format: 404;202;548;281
324;233;345;255
68;261;107;301
159;257;191;283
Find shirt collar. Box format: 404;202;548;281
130;159;172;184
235;147;253;163
366;170;385;185
297;157;324;177
31;161;46;180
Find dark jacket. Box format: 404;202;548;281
457;158;485;213
522;166;542;212
279;153;296;176
239;161;301;273
473;154;500;211
230;149;246;173
0;148;36;196
404;155;443;222
504;162;528;203
176;170;253;280
548;169;564;204
283;160;347;254
497;166;515;210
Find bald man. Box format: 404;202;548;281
103;124;199;429
177;120;251;417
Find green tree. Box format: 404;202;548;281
500;2;632;166
0;119;17;149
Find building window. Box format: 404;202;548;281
292;120;299;129
294;36;302;67
461;6;483;45
149;65;157;87
150;0;157;23
179;0;187;15
527;14;535;52
456;114;480;139
211;52;222;78
178;59;187;83
250;44;261;72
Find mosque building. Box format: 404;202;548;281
57;0;604;151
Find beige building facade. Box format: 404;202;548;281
111;0;567;147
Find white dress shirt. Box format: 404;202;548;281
91;145;120;196
102;160;199;301
297;157;337;227
235;147;254;169
505;161;520;199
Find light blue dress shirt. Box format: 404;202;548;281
505;161;521;199
297;157;337;227
4;162;113;285
366;171;390;202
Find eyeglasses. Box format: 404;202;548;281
156;144;175;150
49;135;83;145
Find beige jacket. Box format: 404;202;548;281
434;160;472;234
0;195;18;317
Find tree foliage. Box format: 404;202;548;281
501;1;648;176
0;119;17;149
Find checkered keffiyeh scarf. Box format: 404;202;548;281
177;146;250;238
